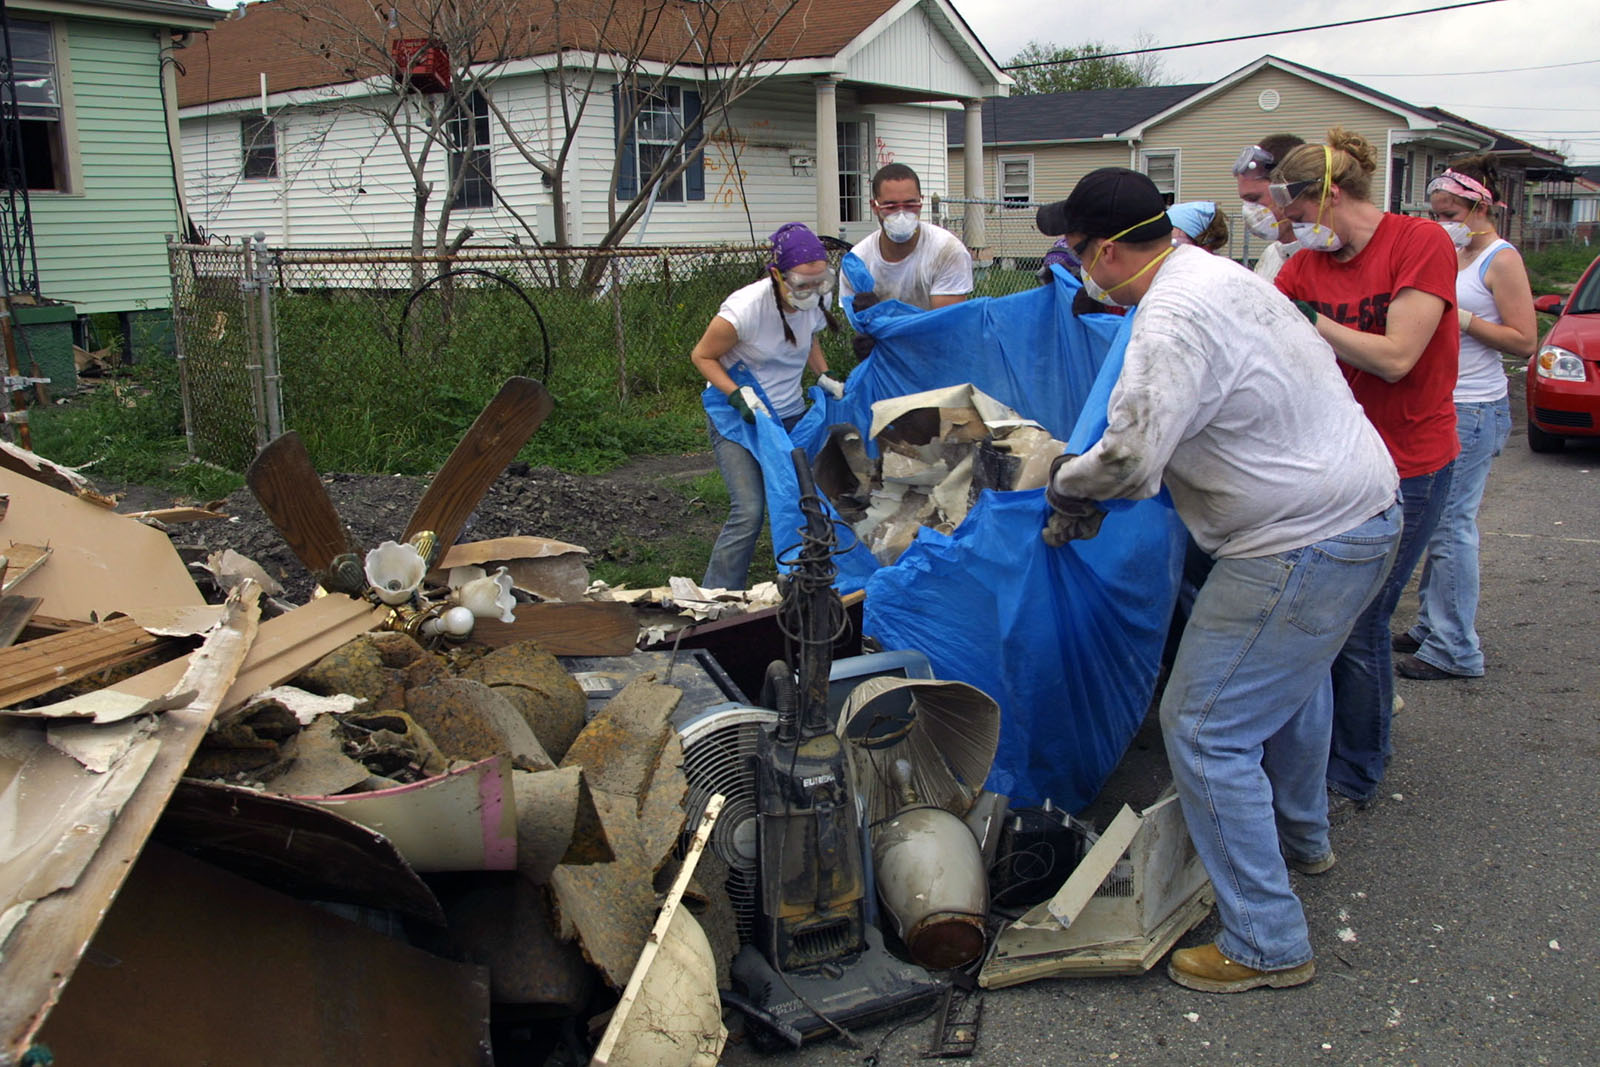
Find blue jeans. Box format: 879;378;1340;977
702;413;801;590
1161;504;1400;970
1328;467;1452;801
1407;397;1511;676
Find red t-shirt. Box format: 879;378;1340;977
1276;213;1460;478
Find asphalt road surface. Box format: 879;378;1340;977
723;373;1600;1066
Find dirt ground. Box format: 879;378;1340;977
153;450;723;603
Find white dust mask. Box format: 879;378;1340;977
882;211;919;243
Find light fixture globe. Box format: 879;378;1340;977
449;565;517;623
364;540;427;605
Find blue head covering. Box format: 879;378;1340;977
1167;201;1219;242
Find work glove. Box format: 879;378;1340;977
1458;308;1473;331
1042;453;1107;546
817;368;846;400
1292;299;1319;326
727;385;769;424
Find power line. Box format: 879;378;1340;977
1350;57;1600;77
1435;104;1600;114
1000;0;1506;69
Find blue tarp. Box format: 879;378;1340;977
699;258;1187;809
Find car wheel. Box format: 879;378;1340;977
1527;420;1565;453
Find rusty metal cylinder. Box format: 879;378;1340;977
872;803;989;970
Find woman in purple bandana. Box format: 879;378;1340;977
690;223;843;590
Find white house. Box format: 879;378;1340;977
175;0;1011;250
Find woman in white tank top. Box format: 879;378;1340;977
1395;157;1538;679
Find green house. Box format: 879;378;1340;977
8;0;224;386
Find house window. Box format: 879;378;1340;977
615;84;703;203
447;90;493;210
11;20;69;192
1140;150;1178;205
838;120;868;223
998;156;1033;204
241;115;278;180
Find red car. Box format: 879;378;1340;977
1528;253;1600;452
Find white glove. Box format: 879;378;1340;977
1458;308;1473;331
817;373;846;400
734;385;770;421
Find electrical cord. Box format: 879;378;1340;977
396;267;551;383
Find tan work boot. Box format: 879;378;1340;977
1167;943;1315;993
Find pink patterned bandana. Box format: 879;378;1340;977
1427;169;1505;208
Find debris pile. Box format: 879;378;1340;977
813;384;1067;564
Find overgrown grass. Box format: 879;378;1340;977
1524;241;1596;295
27;356;243;500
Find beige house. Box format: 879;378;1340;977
947;55;1559;261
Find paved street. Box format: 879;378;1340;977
725;372;1600;1066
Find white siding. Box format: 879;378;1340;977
182;74;956;248
842;5;984;99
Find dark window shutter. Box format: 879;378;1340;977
684;88;704;201
614;83;638;201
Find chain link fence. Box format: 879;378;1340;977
170;239;872;470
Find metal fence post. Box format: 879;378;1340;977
255;233;284;440
240;234;270;452
609;256;627;402
167;236;198;459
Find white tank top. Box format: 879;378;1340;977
1454;239;1511;403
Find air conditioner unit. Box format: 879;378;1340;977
390;38;450;94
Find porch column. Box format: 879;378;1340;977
962;99;985;250
815;75;841;237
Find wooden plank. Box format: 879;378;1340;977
0;544;50;594
471;601;637;656
110;592;386;711
0;616;163;707
0;595;40;648
0;583;261;1060
403;378;554;553
244;431;351;577
121;506;227;525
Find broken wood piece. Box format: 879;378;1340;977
0;581;260;1060
438;535;591;602
0;615;166;709
0;544;50;595
0;595;41;648
47;717;159;774
471;601;638;655
122;505;227;526
0;441;91;494
591;795;727;1067
299;755;517;873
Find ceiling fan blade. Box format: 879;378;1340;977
403;377;555;552
245;430;352;576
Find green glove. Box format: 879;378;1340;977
726;385;769;424
1293;299;1319;326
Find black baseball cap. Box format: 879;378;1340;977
1036;168;1171;243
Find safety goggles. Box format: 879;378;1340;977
1268;178;1320;210
873;198;923;213
782;270;835;295
1231;144;1276;178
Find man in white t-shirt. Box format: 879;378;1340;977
839;164;973;357
1041;168;1401;998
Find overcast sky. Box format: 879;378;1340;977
957;0;1600;164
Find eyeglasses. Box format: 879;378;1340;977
1070;236;1093;257
1232;144;1276;177
873;198;923;213
783;270;835;295
1268;178;1319;210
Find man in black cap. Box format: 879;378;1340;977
1039;168;1403;993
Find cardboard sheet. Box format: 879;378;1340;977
0;471;204;623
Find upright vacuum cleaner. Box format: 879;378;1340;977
730;448;941;1049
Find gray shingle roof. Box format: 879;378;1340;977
947;84;1207;145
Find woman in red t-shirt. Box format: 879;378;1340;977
1270;128;1461;809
